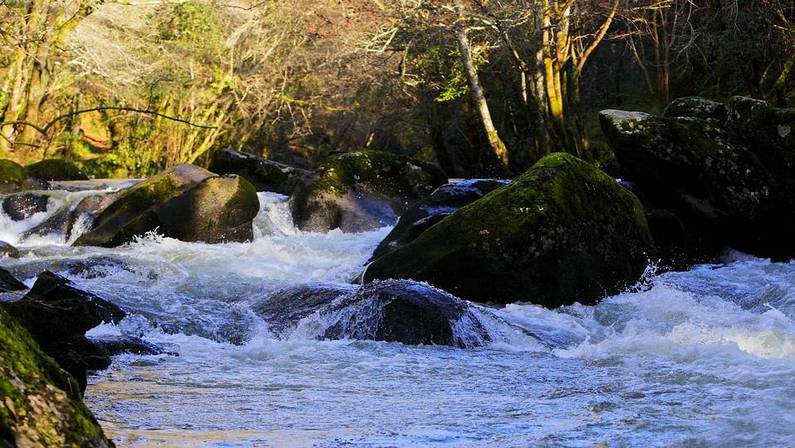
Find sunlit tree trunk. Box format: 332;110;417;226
455;22;510;171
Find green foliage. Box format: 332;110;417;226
155;1;222;51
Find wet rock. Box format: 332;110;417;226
0;241;19;258
0;267;26;292
645;209;691;270
0;271;126;392
290;151;448;233
323;280;486;346
88;335;172;357
208;149;316;195
255;280;488;347
0;308;113;447
26;158;88;181
371;179;508;260
254;283;356;335
74;164;260;247
365;153;655;307
2;271;126;341
601;97;795;261
2;256;131;283
22;191;122;242
2;192;49;221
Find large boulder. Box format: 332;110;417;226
371;179;508;260
2;192;49;221
255;280;490;347
208;149;316;195
0;307;113;447
290;151;448;232
365;153;655;307
1;271;126;392
26;159;88;181
601;97;795;261
0;159;46;194
255;283;355;336
74;164;260;247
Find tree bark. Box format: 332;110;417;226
456;26;510;171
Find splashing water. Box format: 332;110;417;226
2;188;795;447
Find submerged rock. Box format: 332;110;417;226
74;164;260;247
0;308;113;447
2;192;49;221
371;179;508;260
208;149;316;195
255;280;489;347
1;271;126;392
290;151;447;233
601;97;795;262
26;159;88;181
0;267;26;292
89;335;171;357
323;280;486;346
255;283;355;335
365;153;655;307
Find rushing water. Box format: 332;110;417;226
2;186;795;447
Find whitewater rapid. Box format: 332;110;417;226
2;187;794;447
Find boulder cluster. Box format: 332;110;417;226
0;96;790;444
600;96;795;264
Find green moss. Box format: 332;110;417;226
312;150;444;198
0;160;27;185
26;159;88;181
74;174;181;247
0;308;109;446
366;153;654;306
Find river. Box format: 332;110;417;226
2;186;794;447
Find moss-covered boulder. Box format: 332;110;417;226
0;241;20;259
0;159;46;194
370;179;508;260
74;164;259;247
601;99;795;261
365;153;655;307
27;159;88;181
290;151;448;232
0;307;113;447
726;96;795;155
208;149;316;195
152;175;260;243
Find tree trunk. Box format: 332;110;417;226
455;26;510;171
